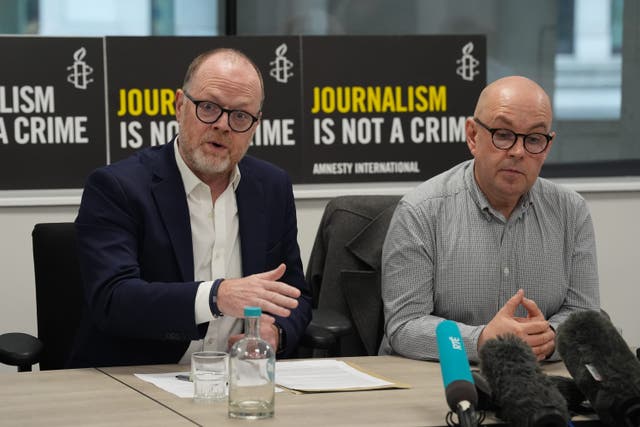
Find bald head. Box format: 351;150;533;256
474;76;552;129
183;48;265;107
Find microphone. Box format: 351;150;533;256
556;310;640;426
436;320;478;427
479;334;570;427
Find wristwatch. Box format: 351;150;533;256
275;323;286;354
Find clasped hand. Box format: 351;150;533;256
479;289;555;361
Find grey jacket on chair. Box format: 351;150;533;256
306;195;401;356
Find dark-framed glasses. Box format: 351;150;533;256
183;91;260;133
473;117;552;154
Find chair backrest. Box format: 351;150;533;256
32;222;84;370
306;195;401;356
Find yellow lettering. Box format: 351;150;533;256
415;86;428;112
128;89;143;116
306;85;447;114
161;89;175;115
429;85;447;112
311;87;320;114
117;89;127;116
352;87;366;113
336;87;350;113
321;87;335;113
367;87;380;113
381;87;395;112
143;89;159;116
395;86;407;113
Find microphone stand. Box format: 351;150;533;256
456;400;478;427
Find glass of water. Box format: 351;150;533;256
191;351;229;403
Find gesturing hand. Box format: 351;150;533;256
216;263;301;321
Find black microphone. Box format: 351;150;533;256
479;334;570;427
436;320;479;427
556;310;640;426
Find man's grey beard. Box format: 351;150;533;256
190;150;231;178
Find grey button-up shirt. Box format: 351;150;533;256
378;159;600;362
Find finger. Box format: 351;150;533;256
264;289;300;309
513;317;551;335
500;289;525;317
531;340;555;361
262;280;302;299
260;314;275;325
253;263;286;282
521;296;544;318
259;299;295;318
513;315;544;324
254;291;299;317
523;328;554;347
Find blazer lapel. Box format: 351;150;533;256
236;163;267;276
151;142;194;281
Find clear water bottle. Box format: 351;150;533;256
228;306;275;419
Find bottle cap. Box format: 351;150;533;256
244;306;262;317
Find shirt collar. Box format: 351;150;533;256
464;159;534;222
464;160;492;219
174;138;241;196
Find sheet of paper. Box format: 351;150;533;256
135;371;195;398
275;359;406;392
135;371;285;398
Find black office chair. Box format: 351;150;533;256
0;223;85;371
301;195;401;357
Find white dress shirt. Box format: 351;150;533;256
174;142;243;364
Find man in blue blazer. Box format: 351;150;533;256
69;48;311;368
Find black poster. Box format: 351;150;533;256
0;37;106;190
301;35;485;183
106;36;302;179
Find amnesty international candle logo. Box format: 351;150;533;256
456;42;480;82
67;47;94;90
269;43;294;84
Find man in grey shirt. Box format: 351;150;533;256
378;76;600;363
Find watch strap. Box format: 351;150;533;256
209;278;224;318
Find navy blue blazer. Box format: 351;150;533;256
69;141;311;368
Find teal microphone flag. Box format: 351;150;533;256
436;319;477;411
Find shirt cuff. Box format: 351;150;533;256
194;280;214;324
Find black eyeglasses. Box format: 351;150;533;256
473;117;552;154
183;91;260;133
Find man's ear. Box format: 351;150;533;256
175;89;184;120
465;117;478;156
